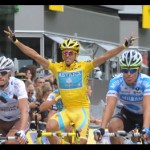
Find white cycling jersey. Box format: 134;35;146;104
0;77;28;121
107;73;150;114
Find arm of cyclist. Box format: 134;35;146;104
93;34;137;67
4;26;49;69
94;96;117;142
29;101;39;109
38;95;61;113
141;95;150;140
39;100;56;112
16;98;29;144
90;117;101;125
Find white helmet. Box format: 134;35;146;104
0;56;14;70
119;50;142;68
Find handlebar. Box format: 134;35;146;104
103;130;140;138
41;131;76;137
0;136;16;140
30;120;47;125
95;129;149;144
0;135;17;144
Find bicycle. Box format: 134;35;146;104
27;114;80;144
88;128;110;144
0;133;22;144
0;135;16;144
27;120;50;144
94;128;148;144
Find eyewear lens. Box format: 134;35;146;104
63;51;76;56
0;71;9;76
28;92;34;95
121;69;138;74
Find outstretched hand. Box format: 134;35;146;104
4;26;17;42
124;32;139;48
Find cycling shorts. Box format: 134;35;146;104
49;107;90;140
113;107;143;132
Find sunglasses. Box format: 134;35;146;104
0;70;9;76
121;68;139;74
62;51;77;56
28;92;34;95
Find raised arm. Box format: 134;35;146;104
4;26;49;69
93;35;138;67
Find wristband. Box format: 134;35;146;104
12;35;17;42
98;128;105;135
122;44;126;49
14;39;18;44
142;127;150;138
55;95;61;102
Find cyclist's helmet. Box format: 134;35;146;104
119;50;142;68
60;39;80;53
0;56;14;70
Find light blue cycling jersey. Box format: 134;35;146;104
107;73;150;114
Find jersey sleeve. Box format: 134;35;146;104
106;77;121;97
47;93;56;101
83;60;94;72
47;59;56;73
14;79;28;100
142;77;150;96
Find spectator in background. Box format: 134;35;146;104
37;78;61;118
19;66;33;84
34;76;45;89
30;83;52;130
15;72;27;83
94;67;102;80
26;64;37;82
26;82;35;102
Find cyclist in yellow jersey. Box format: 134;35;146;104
4;26;137;144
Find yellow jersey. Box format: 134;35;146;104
47;60;94;108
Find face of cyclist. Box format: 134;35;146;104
0;70;11;87
62;49;78;66
121;67;140;85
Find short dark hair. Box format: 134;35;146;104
53;78;57;86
